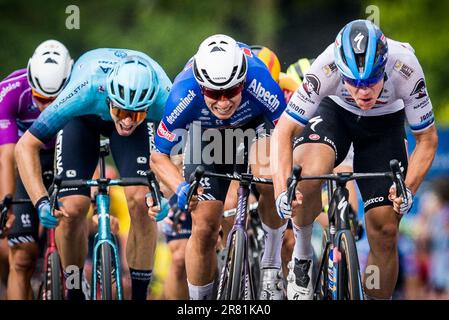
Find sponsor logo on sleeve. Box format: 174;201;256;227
166;90;196;124
157;121;177;142
394;60;414;80
410;78;428;99
248;79;280;111
302;74;321;97
287;101;306;116
56;80;89;107
322;63;337;77
0;81;21;103
0;119;11;129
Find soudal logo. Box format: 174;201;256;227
364;196;385;208
157;121;176;142
248;79;280;111
0;81;20;103
166;90;196;124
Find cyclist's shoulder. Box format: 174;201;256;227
0;68;30;107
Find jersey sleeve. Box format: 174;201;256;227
284;45;339;126
154;73;197;155
146;59;173;122
246;65;286;125
396;54;435;133
0;78;22;145
28;69;93;143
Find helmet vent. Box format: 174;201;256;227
45;57;58;64
237;54;247;79
130;89;136;102
119;84;125;99
211;46;226;52
139;89;148;101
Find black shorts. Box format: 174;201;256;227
56;115;156;198
293;97;409;212
8;149;54;247
183;116;273;203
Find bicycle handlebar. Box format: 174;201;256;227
48;170;162;211
286;159;406;204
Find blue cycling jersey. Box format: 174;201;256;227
29;48;172;143
154;43;286;155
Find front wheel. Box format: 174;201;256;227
99;243;113;300
336;230;364;300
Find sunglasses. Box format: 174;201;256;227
109;101;148;122
32;89;56;105
201;82;245;100
342;70;385;88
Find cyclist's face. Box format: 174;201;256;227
31;96;53;112
110;109;146;136
203;93;242;120
343;78;384;110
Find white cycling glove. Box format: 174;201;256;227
275;191;292;219
390;183;414;215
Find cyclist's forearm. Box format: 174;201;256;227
270;116;302;198
15;131;46;205
406;125;438;194
0;144;16;197
150;151;185;195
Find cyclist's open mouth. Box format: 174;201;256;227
119;123;134;133
214;104;234;116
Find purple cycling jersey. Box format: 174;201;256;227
0;69;54;149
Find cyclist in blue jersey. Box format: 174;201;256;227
15;48;172;300
271;20;438;300
150;34;288;300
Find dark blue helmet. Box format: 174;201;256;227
334;19;388;87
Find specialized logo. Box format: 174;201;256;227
0;81;20;103
302;74;321;97
157;121;176;142
364;197;385;208
394;60;414;79
309;116;323;132
248;79;280;111
410;78;427;99
354;32;365;51
337;198;348;222
166;90;196;124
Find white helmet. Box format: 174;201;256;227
193;34;247;90
27;40;73;98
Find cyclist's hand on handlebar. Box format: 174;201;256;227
36;197;68;229
176;181;203;212
0;209;15;238
275;190;303;219
388;183;414;215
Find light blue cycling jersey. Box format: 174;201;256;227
29;48;172;143
154;43;286;155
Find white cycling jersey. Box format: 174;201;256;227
285;38;434;133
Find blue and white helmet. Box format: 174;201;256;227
334;19;388;87
107;55;159;111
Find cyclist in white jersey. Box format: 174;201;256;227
271;19;438;300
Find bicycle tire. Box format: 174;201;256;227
50;252;63;300
314;228;331;300
99;243;113;300
229;229;245;300
336;230;364;300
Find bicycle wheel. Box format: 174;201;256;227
314;229;331;300
336;230;364;300
220;229;246;300
99;243;113;300
42;252;63;300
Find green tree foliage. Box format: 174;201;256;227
363;0;449;124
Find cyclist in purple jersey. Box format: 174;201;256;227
150;34;288;300
0;39;73;299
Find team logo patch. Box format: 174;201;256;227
410;78;428;99
322;63;337;77
309;133;320;141
157;121;176;142
242;47;253;57
394;60;414;79
303;74;321;97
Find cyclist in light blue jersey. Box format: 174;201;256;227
15;48;172;300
